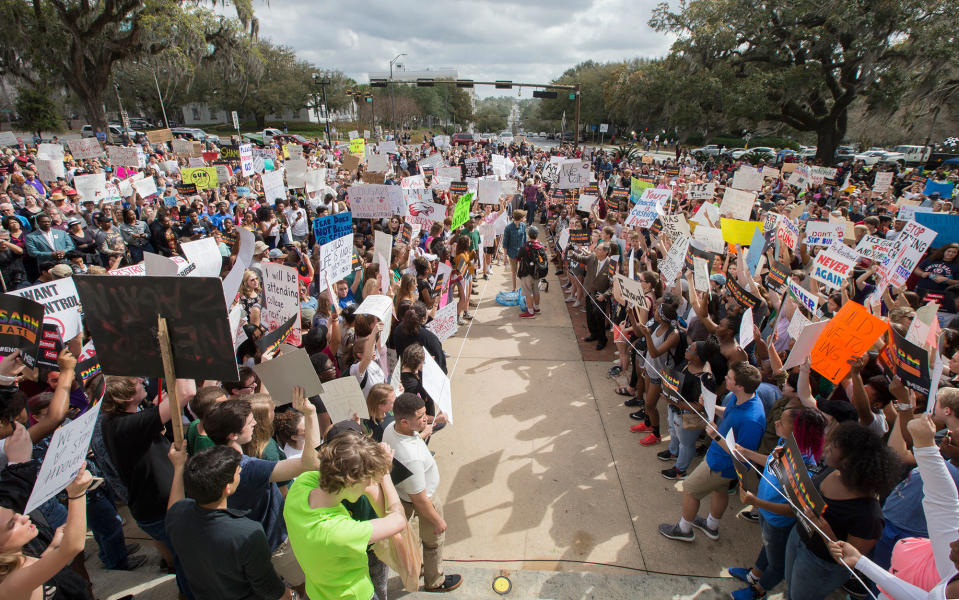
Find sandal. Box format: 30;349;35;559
615;386;634;397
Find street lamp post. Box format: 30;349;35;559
389;53;406;136
365;93;375;137
312;72;332;148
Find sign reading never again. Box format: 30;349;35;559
74;276;239;381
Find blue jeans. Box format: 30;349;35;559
38;487;129;569
138;516;194;600
754;515;793;591
667;408;701;472
784;526;851;600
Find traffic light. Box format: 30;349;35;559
456;79;474;88
416;79;434;87
495;80;513;89
533;90;557;99
568;92;577;100
370;78;387;88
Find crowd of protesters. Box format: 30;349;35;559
0;120;956;600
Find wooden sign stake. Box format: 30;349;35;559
157;315;184;445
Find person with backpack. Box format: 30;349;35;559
501;210;527;291
629;301;683;446
516;226;548;318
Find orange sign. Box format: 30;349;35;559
810;302;887;384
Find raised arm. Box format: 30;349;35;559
270;387;320;482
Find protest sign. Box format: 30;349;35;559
348;184;394;219
693;225;724;253
810;166;838;185
693;257;710;292
0;131;17;146
422;353;453;425
478;179;501;204
739;307;755;348
878;220;938;289
720;218;763;246
374;231;393;270
720;188;756;220
787;277;819;315
0;295;44;367
320;376;369;422
687;182;716;200
181;167;218;190
898;204;934;223
923;180;954;199
146;128;174;144
809;302;887;383
745;226;767;276
762;166;781;180
253;348;323;407
262;262;301;346
770;434;828;534
855;234;894;262
24;402;103;514
660;236;689;285
873;171;894;193
803;221;846;247
408;199;447;226
36;159;65;182
36;324;64;369
379;140;399;154
420;152;446;171
811;240;859;289
624;188;667;228
914;212;959;247
732;167;763;191
73;173;107;202
319;233;354;288
356;294;394;347
725;276;761;309
882;326;931;395
8;278;82;342
615;274;648;309
349;138;366;159
766;260;790;293
787;164;811;189
451;192;473;231
576;194;598;213
660;213;691;240
107;145;144;168
285;159;307;189
425;302;458;341
132;176;157;198
313;212;352;245
67;137;103;159
75;275;238;381
776;217;800;251
239;144;254;177
436;166;462;181
557;228;570;251
783;320;830;370
263;169;286;203
367;153;389;173
557;160;590;190
787;309;812;341
180;237;222;278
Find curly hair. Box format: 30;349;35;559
318;431;392;494
829;421;901;496
273;410;304;448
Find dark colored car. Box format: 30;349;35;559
451;133;487;146
272;134;313;150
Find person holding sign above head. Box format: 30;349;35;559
0;466;94;600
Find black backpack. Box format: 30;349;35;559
529;244;549;279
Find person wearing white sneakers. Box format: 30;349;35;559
516;226;547;319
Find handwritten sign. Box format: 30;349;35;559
68;137;104;159
811;240;859;289
804;221;845;247
318;233;354;288
810;301;887;383
181;167;218;190
556;160;590;190
451;192;473;231
425;302;458;341
349;184;394;219
313;212;353;245
720;187;756;220
877;220;938;289
731;167;763;192
262;262;302;346
687;182;716;200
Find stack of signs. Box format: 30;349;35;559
811;241;859;289
0;295;45;367
804;221;845;247
877;221;938;289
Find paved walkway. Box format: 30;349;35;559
84;257;764;599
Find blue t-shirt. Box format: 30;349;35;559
706;394;766;478
756;437;817;527
755;382;782;415
227;454;286;551
883;458;959;536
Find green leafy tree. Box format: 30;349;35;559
649;0;958;161
16;88;62;133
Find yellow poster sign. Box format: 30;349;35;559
720;218;764;246
181;167;219;190
349;138;366;158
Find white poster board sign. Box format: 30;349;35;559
262;262;302;346
320;376;369;422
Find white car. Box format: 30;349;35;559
853;150;889;166
499;131;514;144
798;147;817;159
730;146;775;159
538;132;547;137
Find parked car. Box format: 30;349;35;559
835;145;858;162
691;144;722;156
560;132;575;141
451;133;486;146
478;133;496;143
82;124;143;143
722;147;747;159
538;132;547;137
728;146;774;159
499;131;515;144
171;127;221;145
853;150;889;166
798;147;817;160
884;145;931;166
272;134;313;150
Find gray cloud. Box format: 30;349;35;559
247;0;672;96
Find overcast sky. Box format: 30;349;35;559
245;0;674;97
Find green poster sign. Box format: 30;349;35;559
451;192;473;230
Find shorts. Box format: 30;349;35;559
484;246;495;255
682;461;734;500
271;537;306;586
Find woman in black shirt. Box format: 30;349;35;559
389;302;447;373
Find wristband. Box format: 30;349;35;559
67;492;87;500
0;374;18;386
894;403;913;412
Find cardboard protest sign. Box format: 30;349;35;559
693;225;724;253
132;176;157;198
762;166;781;180
720;188;756;220
253;348;323;407
74;275;239;381
262;262;302;346
787;309;812;341
720;218;763;246
425;302;458;341
451;192;473;231
783;320;830;370
181;167;218;190
0;295;45;367
693;257;710;293
320;376;369;422
180;237;222;279
877;220;938;289
786;164;811;189
731;167;763;191
872;171;893;193
660;213;691;240
725;276;760;309
477;179;501;205
146;128;174;144
356;294;393;347
614;274;648;309
366;153;389;173
660;236;689;285
809;301;886;383
313;212;352;246
8;277;83;342
348;184;394;219
24;402;103;514
422;352;453;425
687;182;716;201
556;160;590;190
811;240;859;289
73;173;107;202
769;434;828;534
67;137;103;159
107;145;144;168
804;221;845;247
35;159;65;182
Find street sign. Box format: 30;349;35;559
231;110;240;131
600;124;609;133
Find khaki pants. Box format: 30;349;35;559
401;495;445;589
271;537;305;587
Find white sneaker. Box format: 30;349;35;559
565;296;576;303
